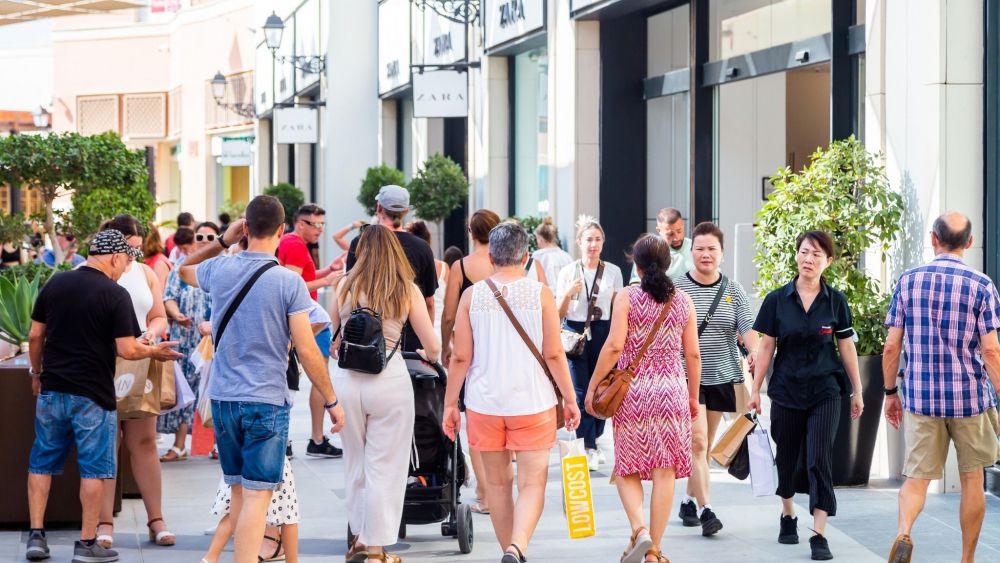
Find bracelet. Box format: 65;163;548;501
884;385;899;396
324;399;339;410
29;368;42;377
217;236;232;249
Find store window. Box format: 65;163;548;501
512;48;549;217
710;0;831;60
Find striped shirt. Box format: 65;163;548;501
885;253;1000;418
675;272;754;386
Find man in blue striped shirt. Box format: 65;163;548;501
882;212;1000;563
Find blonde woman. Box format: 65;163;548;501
333;225;441;563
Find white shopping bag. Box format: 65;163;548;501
748;425;777;497
161;361;196;414
558;438;596;539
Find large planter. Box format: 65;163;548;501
832;354;885;487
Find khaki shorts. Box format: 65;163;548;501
903;408;1000;479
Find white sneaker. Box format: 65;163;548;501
597;446;607;465
587;448;600;472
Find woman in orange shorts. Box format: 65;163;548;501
444;222;580;563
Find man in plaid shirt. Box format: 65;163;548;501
882;212;1000;563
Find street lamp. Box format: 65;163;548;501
31;106;50;129
209;70;256;119
262;12;325;74
210;72;227;103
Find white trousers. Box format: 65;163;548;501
335;356;415;547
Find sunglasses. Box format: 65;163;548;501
195;233;217;242
302;219;326;229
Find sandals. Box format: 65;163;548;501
470;501;490;515
147;518;176;546
210;445;219;460
621;526;652;563
346;533;368;563
258;533;285;562
644;547;669;563
367;553;402;562
500;543;527;562
159;446;188;462
96;521;114;549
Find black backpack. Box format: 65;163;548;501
336;307;400;374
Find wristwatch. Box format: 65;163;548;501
884;385;899;396
324;399;339;410
29;367;42;377
217;236;232;249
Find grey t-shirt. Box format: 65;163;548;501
197;251;313;406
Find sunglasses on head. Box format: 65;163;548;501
195;233;217;242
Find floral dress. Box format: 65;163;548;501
612;286;693;480
156;260;211;434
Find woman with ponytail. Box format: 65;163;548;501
585;234;701;563
531;216;572;287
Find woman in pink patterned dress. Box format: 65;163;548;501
586;234;701;563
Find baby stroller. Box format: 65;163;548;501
347;352;473;554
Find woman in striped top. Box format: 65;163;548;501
672;222;758;537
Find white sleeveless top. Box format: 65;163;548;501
464;277;557;416
433;261;446;331
118;261;153;332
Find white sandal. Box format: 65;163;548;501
159;446;188;462
96;521;114;549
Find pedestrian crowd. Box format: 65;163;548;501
17;182;1000;563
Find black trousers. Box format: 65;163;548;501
565;319;610;450
770;395;841;516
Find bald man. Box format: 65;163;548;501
882;212;1000;563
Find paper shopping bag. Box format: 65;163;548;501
710;413;756;467
161;361;195;414
159;359;176;410
748;425;778;497
559;438;596;539
115;357;160;419
197;362;213;428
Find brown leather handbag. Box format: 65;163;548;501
592;295;674;419
485;278;565;428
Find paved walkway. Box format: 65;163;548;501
2;380;998;562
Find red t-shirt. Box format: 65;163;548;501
278;233;318;299
164;234;175;256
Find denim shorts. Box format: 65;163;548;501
29;391;116;479
212;400;290;490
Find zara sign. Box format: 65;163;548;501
423;8;466;66
274;107;319;144
413;70;468;118
484;0;544;52
378;0;412;95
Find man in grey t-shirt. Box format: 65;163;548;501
180;195;345;562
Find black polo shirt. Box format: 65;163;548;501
753;278;855;410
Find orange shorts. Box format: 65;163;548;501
466;407;557;452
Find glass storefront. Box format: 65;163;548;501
709;0;831;60
512;48;550;217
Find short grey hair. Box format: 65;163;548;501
489;222;529;267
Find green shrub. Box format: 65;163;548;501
408;154;468;224
264;183;305;228
359;164;406;216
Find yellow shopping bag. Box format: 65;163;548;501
560;438;596;539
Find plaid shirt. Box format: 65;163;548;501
885;253;1000;417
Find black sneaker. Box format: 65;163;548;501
306;437;343;458
678;500;699;527
778;515;799;544
286;440;294;459
72;540;118;563
810;533;833;560
25;530;49;561
699;507;723;537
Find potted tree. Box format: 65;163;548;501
408;154;468;251
61;182;157;249
358;164;406;217
754;136;904;486
264;183;305;230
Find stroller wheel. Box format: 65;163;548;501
398;522;406;540
457;503;474;554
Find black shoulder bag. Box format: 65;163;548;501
698;275;729;337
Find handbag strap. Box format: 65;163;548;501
582;260;605;331
484;278;562;401
214;261;280;348
623;293;675;374
698;275;729;337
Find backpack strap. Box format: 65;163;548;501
623;293;674;374
214;261;279;348
698;275;729;337
484;278;562;402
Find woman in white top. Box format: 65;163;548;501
444;222;580;563
532;217;572;287
95;215;176;549
556;217;625;472
333;225;441;563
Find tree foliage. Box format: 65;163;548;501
754;136;904;356
359;164;406;216
0;132;148;264
264;183;305;228
0;212;31;246
61;183;157;248
408;154;468;224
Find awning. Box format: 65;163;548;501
0;1;143;26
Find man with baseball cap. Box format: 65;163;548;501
25;229;182;563
345;185;438;352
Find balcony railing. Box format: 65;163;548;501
206;70;255;130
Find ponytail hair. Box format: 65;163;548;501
632;234;674;304
534;216;559;244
